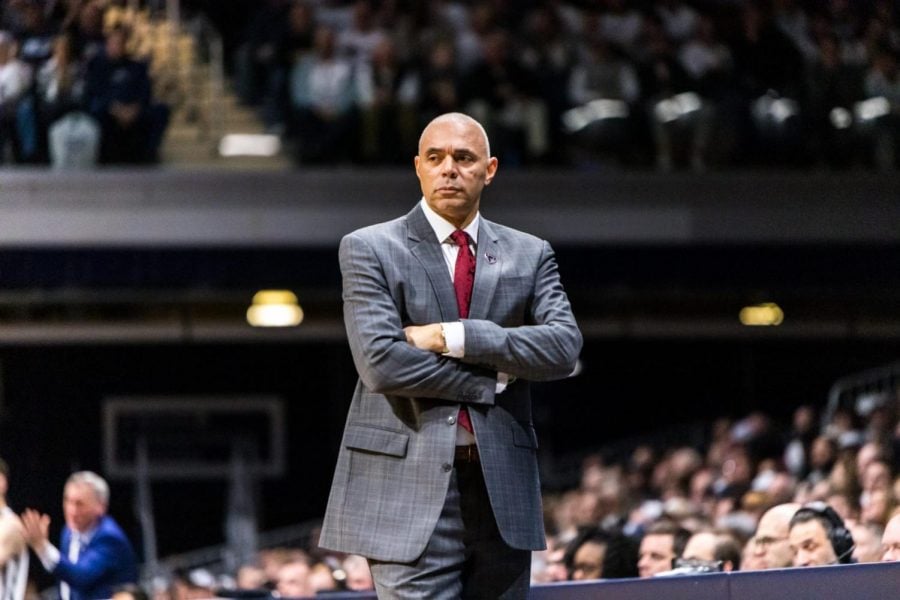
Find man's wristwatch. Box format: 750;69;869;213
439;324;449;354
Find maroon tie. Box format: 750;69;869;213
450;229;476;434
450;230;476;319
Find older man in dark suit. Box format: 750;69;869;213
21;471;138;600
319;112;582;598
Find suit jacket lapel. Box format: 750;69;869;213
469;219;501;320
407;205;459;321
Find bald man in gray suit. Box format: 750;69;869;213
319;113;582;598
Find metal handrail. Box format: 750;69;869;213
822;360;900;431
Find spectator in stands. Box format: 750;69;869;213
417;37;464;126
68;1;106;64
676;15;733;169
517;6;578;165
803;33;865;168
681;530;742;571
849;522;884;563
788;502;856;566
783;406;817;478
860;487;895;528
37;33;86;124
11;1;54;69
635;17;705;171
0;30;33;163
274;558;312;598
260;0;317;134
562;526;637;581
111;583;148;600
745;503;799;570
566;37;641;166
804;435;837;486
336;0;388;69
862;45;900;169
340;554;373;592
259;548;307;588
355;36;418;164
0;457;28;600
233;0;291;107
288;24;357;164
463;29;548;166
306;562;337;594
655;0;699;44
83;26;168;164
597;0;644;59
881;511;900;561
21;470;139;600
637;520;689;578
234;564;268;590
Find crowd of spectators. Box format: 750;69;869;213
152;389;900;597
0;0;169;167
526;388;900;583
233;0;900;170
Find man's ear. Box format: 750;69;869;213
484;157;499;185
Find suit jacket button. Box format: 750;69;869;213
441;463;452;472
447;415;456;425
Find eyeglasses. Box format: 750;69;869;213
752;535;788;549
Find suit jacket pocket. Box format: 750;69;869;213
512;422;539;449
345;423;410;457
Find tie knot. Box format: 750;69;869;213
450;230;470;247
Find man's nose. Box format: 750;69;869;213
440;156;458;176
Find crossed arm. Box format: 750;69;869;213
341;233;581;402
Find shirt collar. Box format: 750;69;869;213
419;198;479;245
73;521;100;545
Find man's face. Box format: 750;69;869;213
415;117;497;229
0;472;7;500
638;534;675;578
63;482;105;533
276;562;311;598
789;519;837;567
882;516;900;561
571;540;605;580
849;524;881;563
750;512;794;569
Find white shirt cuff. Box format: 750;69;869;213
36;542;60;572
497;372;512;394
441;322;465;357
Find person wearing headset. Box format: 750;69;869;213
787;501;856;567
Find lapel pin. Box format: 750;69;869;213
485;253;497;264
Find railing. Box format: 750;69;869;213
302;562;900;599
823;360;900;431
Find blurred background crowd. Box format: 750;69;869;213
0;0;898;169
0;0;898;598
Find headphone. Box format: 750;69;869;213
793;501;855;564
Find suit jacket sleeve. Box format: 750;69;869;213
52;531;129;589
461;240;582;380
340;231;499;404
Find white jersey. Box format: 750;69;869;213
0;507;28;600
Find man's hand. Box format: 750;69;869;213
20;509;50;553
404;324;446;353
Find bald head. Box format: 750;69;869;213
418;112;491;158
748;503;800;570
761;503;802;531
414;112;498;229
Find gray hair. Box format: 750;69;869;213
66;471;110;506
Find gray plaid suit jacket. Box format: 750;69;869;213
319;204;582;563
